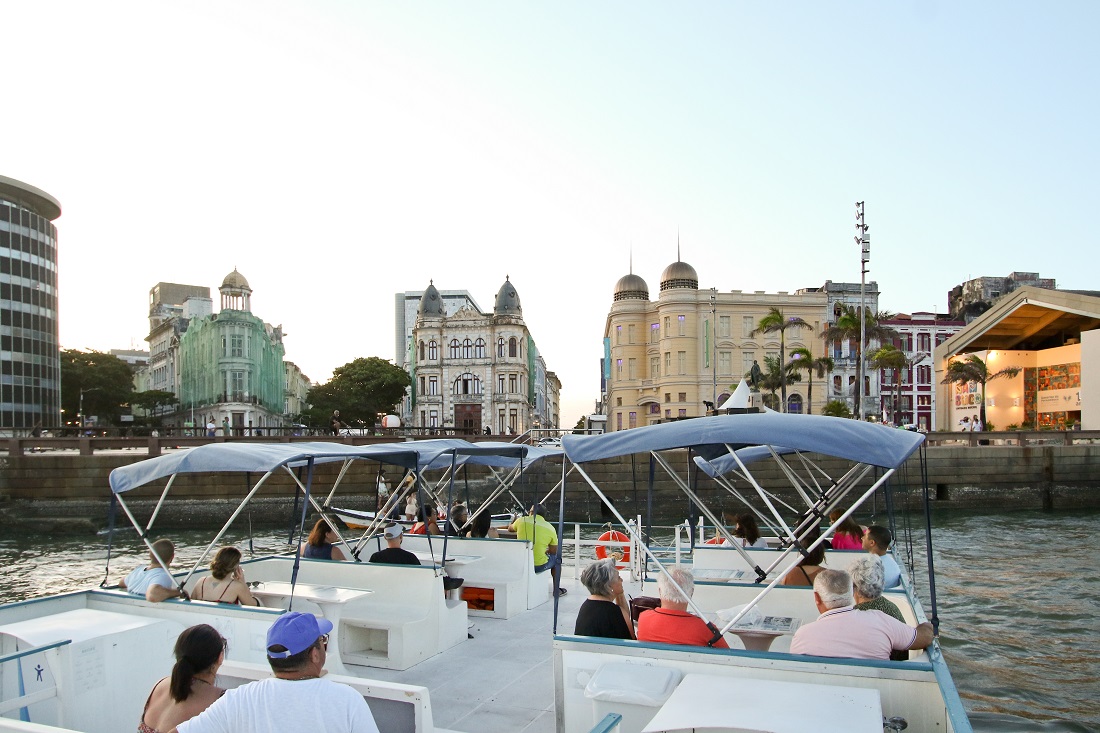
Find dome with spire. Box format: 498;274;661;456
494;276;522;316
614;273;649;301
220;268;251;291
419;280;444;317
660;259;699;291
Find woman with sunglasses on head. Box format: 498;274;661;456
191;547;260;606
139;624;226;733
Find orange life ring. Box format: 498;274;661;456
704;536;726;545
595;530;631;566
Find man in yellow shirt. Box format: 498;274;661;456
510;503;565;595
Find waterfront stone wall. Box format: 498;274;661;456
2;444;1098;530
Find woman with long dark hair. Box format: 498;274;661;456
300;519;347;561
139;624;225;732
828;510;866;550
781;530;827;586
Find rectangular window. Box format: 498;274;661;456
678;392;686;402
917;333;931;352
428;377;438;395
719;351;731;375
616;413;623;430
718;316;730;338
616;397;622;407
509;374;517;392
615;325;621;345
664;393;671;403
743;352;755;375
419;376;425;394
628;411;637;429
664;317;671;332
664;352;671;371
665;409;671;418
498;374;505;393
627;324;636;344
677;315;686;336
650;356;659;377
678;408;687;418
677;351;686;374
651;323;660;342
509;410;518;433
616;359;623;377
230;370;244;397
420;410;426;426
743;316;755;337
628;358;637;379
230;334;244;358
429;410;438;427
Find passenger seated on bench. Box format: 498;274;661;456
120;539;188;602
191;547;260;606
849;555;908;661
466;508;500;538
410;504;442;535
369;523;421;565
790;569;933;660
829;510;866;550
446;503;469;535
575;559;634;640
140;624;226;733
863;525;901;588
636;566;729;648
174;612;379;733
781;530;826;586
511;503;564;595
300;519;347;561
734;513;769;548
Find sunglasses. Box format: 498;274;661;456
319;634;329;649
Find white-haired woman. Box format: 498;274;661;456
574;559;633;639
849;554;908;661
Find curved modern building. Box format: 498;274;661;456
0;175;61;434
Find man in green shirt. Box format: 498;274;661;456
510;503;565;595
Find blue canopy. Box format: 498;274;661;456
109;440;557;494
692;445;796;478
562;412;924;470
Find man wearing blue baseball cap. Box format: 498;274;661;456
174;612;378;732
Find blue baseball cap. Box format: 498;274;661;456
266;612;333;658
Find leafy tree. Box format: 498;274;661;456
869;345;908;426
789;348;834;417
60;349;135;426
819;305;900;418
131;389;179;425
822;400;852;418
572;415;587;434
941;354;1021;428
750;308;810;412
305;357;410;430
751;355;801;411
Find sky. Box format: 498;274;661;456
4;1;1098;426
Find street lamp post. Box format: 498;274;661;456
78;386;101;432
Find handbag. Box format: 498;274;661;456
629;595;661;622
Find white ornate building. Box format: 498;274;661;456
404;277;559;435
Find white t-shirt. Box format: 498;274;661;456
178;677;379;733
123;565;173;597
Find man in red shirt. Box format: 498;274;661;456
636;566;729;648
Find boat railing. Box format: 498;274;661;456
0;639;71;719
559;518;694;580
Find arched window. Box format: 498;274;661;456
497;338;506;357
428;340;438;360
418;340;425;361
462;338;472;359
787;394;804;414
509;337;518;358
453;373;482;395
449;339;461;359
474;338;486;358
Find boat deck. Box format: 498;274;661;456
356;573;588;733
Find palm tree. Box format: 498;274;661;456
941;354;1021;428
751;307;810;413
751;355;801;411
869;345;908;425
819;305;900;418
789;348;834;416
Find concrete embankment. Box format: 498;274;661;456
1;444;1097;531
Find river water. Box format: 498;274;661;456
1;509;1097;732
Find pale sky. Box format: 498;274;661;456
4;1;1098;426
